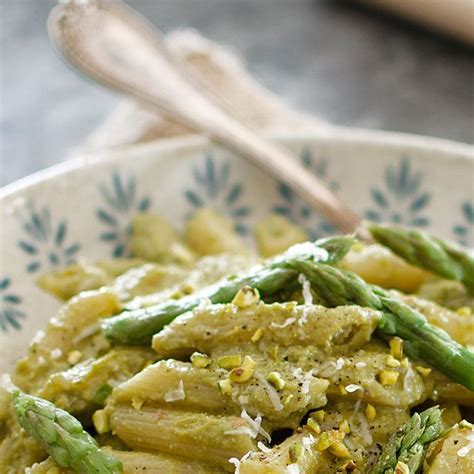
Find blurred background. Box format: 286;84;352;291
1;0;473;186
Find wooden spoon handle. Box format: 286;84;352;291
49;0;360;232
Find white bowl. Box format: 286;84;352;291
1;128;472;371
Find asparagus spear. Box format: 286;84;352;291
371;406;443;474
103;236;356;345
369;223;474;293
291;261;474;390
13;391;122;474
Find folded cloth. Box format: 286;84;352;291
81;29;330;153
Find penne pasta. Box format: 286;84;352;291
13;288;121;393
153;302;382;358
102;448;225;473
110;405;257;470
112;359;232;415
38;347;156;421
5;210;472;473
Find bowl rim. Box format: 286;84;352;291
1;126;472;200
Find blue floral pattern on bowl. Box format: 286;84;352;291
97;171;151;257
365;158;431;227
453;202;474;247
0;277;25;332
17;204;80;273
184;153;250;234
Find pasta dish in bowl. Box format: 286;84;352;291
1;207;473;473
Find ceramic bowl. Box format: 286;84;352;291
1;128;472;371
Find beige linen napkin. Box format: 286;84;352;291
81;29;330;152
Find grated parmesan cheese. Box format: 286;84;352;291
298;273;313;305
292;368;304;379
256;374;284;411
301;370;314;394
164;379;185;402
270;318;296;329
32;330;45;345
257;441;272;453
345;384;363;393
229;451;252;474
242;410;271;442
287;463;300;474
51;348;62;360
284;242;329;263
225;409;271;442
457;428;474;457
302;434;315;450
336;357;345;370
355;362;366;368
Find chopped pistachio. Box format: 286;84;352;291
339;419;350;434
179;282;195;295
307;418;321;435
316;432;331;451
379;370;400;386
339;385;348;395
312;410;326;422
386;355;401;367
365;403;376;421
400;357;409;368
389;337;403;360
394;461;410;474
92;409;110;434
289;444;304;463
267;371;286;390
218;379;233;395
456;306;471;317
283;393;294;406
251;327;264;343
229;356;256;383
218;354;242;370
267;345;279;360
190;352;211;368
232;286;260;308
415;366;432;377
67;350;82;365
351;242;365;252
329;441;351;459
317;429;346;452
243;355;256;369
